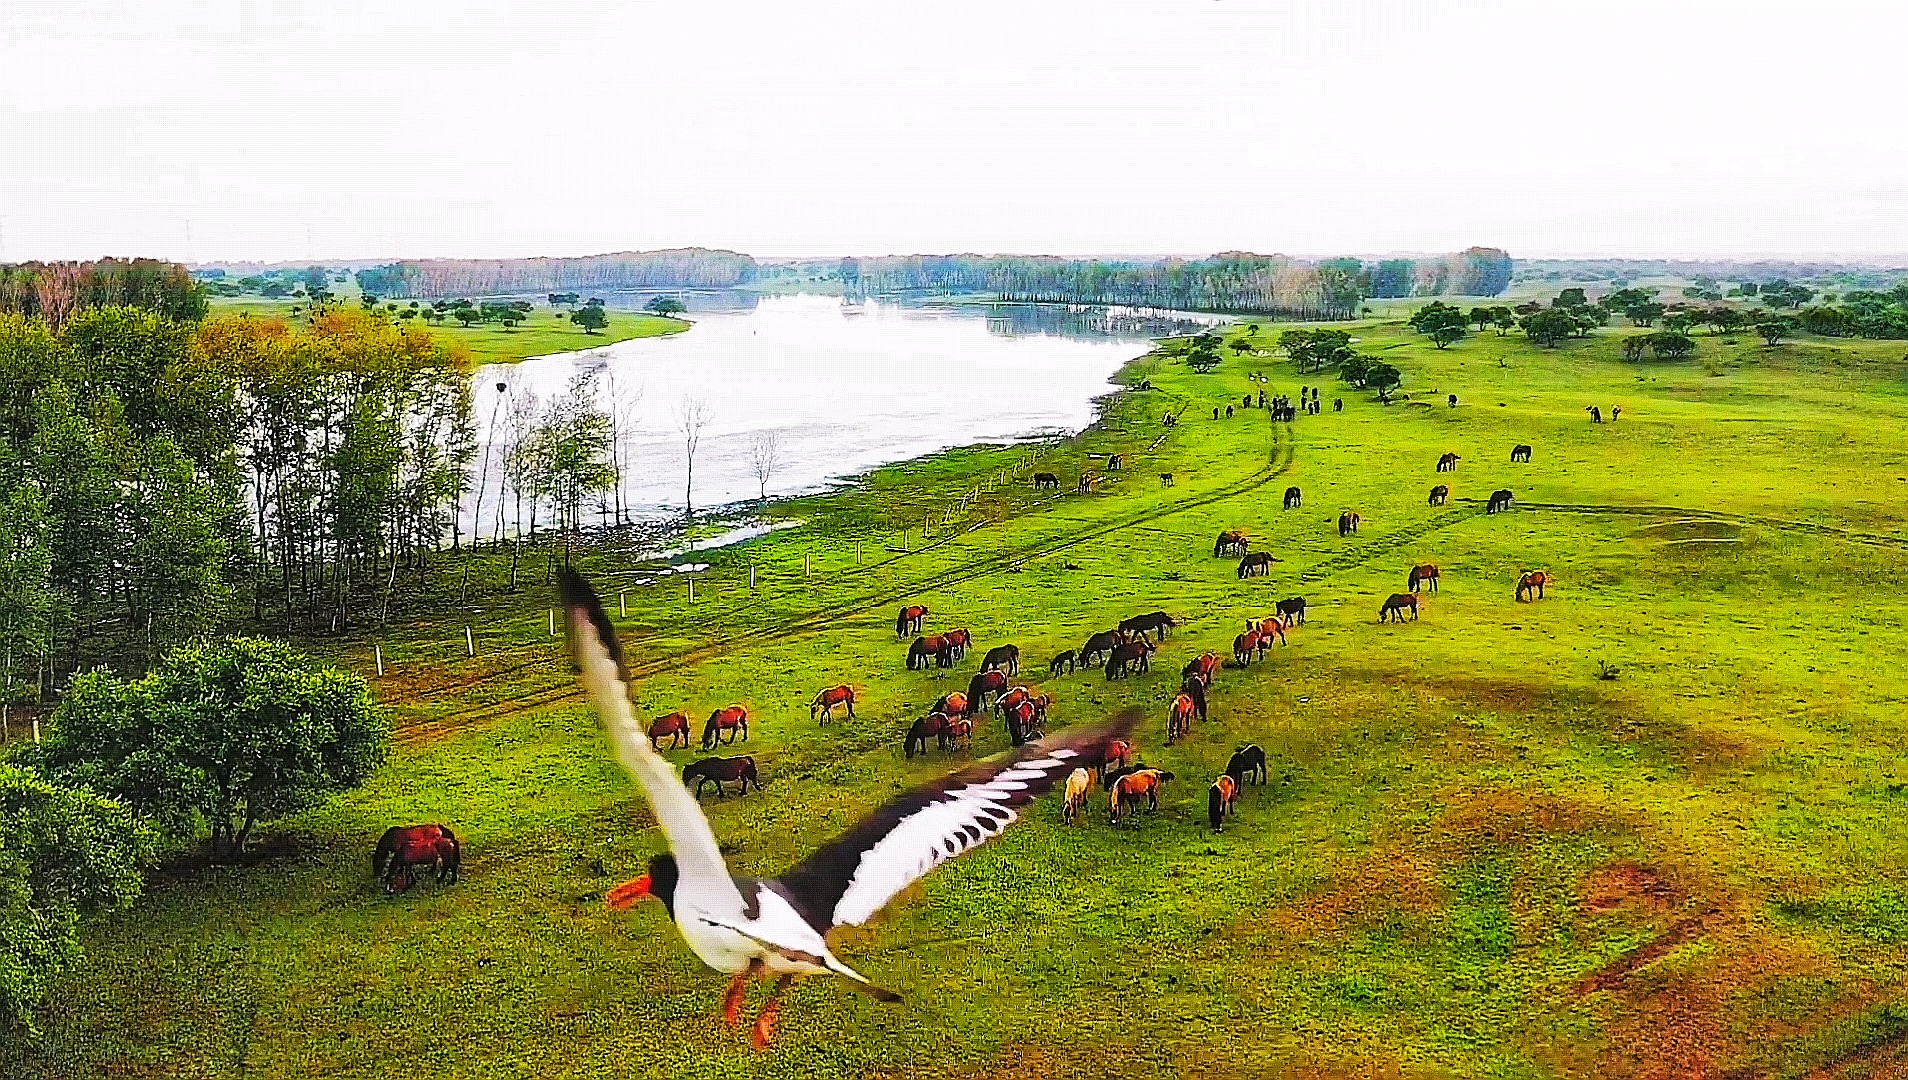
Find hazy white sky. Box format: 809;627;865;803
3;0;1905;264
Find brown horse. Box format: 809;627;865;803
1079;630;1121;668
684;755;762;798
1167;693;1197;744
1208;774;1239;832
1409;564;1440;593
981;644;1020;676
701;705;750;749
942;715;975;750
1233;628;1261;666
1237;552;1277;578
1437;452;1460;473
907;635;950;671
905;712;954;758
1516;570;1550;601
945;628;973;660
932;691;968;717
1109;769;1175;823
1254;616;1288;646
382;828;462;894
809;685;855;723
1379;593;1420;623
1105;639;1154;680
1095;739;1134;778
896;604;929;637
966;670;1009;714
374;824;457;884
1429;483;1450;506
1181;651;1220;688
1339;511;1361;536
1214;529;1250;557
1004;697;1047;745
648;712;691;750
1033;471;1060;491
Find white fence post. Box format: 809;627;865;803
375;644;384;677
548;608;557;636
465;626;475;657
750;563;757;591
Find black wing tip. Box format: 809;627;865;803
557;568;624;669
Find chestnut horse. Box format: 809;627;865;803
1094;740;1134;778
1233;628;1261;666
1208;774;1239;832
908;635;951;671
809;685;855;723
1409;564;1440;593
684;755;762;798
648;712;691;750
1167;693;1196;744
701;705;750;749
1109;769;1175;823
945;628;973;660
1379;593;1419;623
905;712;956;759
966;670;1009;714
1516;570;1550;601
1254;616;1287;646
932;691;968;717
896;605;929;637
374;824;457;884
1181;651;1219;688
1214;530;1249;557
382;828;462;894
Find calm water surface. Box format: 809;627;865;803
464;293;1216;532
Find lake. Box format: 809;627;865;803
463;293;1218;535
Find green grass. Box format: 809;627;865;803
16;319;1908;1077
206;297;690;364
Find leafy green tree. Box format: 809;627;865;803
1429;325;1464;349
45;637;388;854
644;296;687;317
1520;310;1575;347
1491;308;1517;335
1408;301;1466;335
0;764;150;1035
126;436;235;659
1623;300;1665;326
455;307;482;327
1363;361;1402;398
0;476;53;712
1554;288;1588;308
1644;331;1696;360
1757;316;1796;346
570;305;609;334
526;372;617;562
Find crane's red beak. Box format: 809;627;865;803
606;874;652;911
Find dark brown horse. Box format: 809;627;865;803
809;685;856;723
1079;630;1121;668
1409;564;1440;593
1487;488;1514;513
1049;649;1077;676
905;713;957;758
1428;483;1450;506
684;755;762;798
907;635;951;671
1510;444;1532;463
1180;674;1208;722
1284;486;1302;509
1226;744;1268;786
1237;552;1276;578
981;644;1020;676
1379;593;1420;623
648;712;691;750
1516;570;1550;601
1276;597;1307;625
966;670;1009;714
701;705;750;749
1033;471;1060;490
1338;511;1361;536
1214;529;1249;557
1105;639;1154;680
1118;611;1175;641
1437;452;1460;473
896;604;929;637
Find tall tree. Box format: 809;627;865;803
677;395;712;524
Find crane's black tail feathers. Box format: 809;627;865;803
558;568;625;671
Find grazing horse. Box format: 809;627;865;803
1276;596;1307;625
1214;530;1250;557
995;685;1031;717
1517;570;1550;602
1181;651;1220;688
1255;616;1288;646
1226;744;1269;786
809;685;855;724
1511;444;1532;463
374;824;457;885
1159;473;1174;487
1237;552;1277;578
1379;593;1420;623
907;635;949;671
701;705;750;749
1208;774;1239;832
1109;769;1175;823
1448;394;1459;408
1408;564;1440;594
1338;511;1361;536
648;712;692;750
1004;697;1047;745
941;715;976;751
684;755;763;798
1078;472;1098;493
1063;768;1093;824
1587;405;1603;423
1095;740;1134;779
1107;453;1124;471
905;712;956;759
1180;675;1208;722
1167;693;1197;744
981;644;1021;676
1119;611;1176;641
966;670;1009;714
896;604;929;637
1101;762;1145;793
1105;640;1155;680
1033;471;1060;491
1233;628;1261;666
382;828;462;895
944;628;973;660
1079;630;1121;668
1049;649;1077;676
1284;486;1302;510
1334;398;1343;412
1437;452;1460;473
1487;488;1514;514
1429;483;1450;506
932;691;968;718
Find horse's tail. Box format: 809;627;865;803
1209;785;1223;831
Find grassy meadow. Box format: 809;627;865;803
16;316;1908;1078
207;296;690;364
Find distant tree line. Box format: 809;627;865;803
356;247;756;299
0;259;206;329
846;248;1512;319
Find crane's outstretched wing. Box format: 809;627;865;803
777;712;1137;931
559;569;745;916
